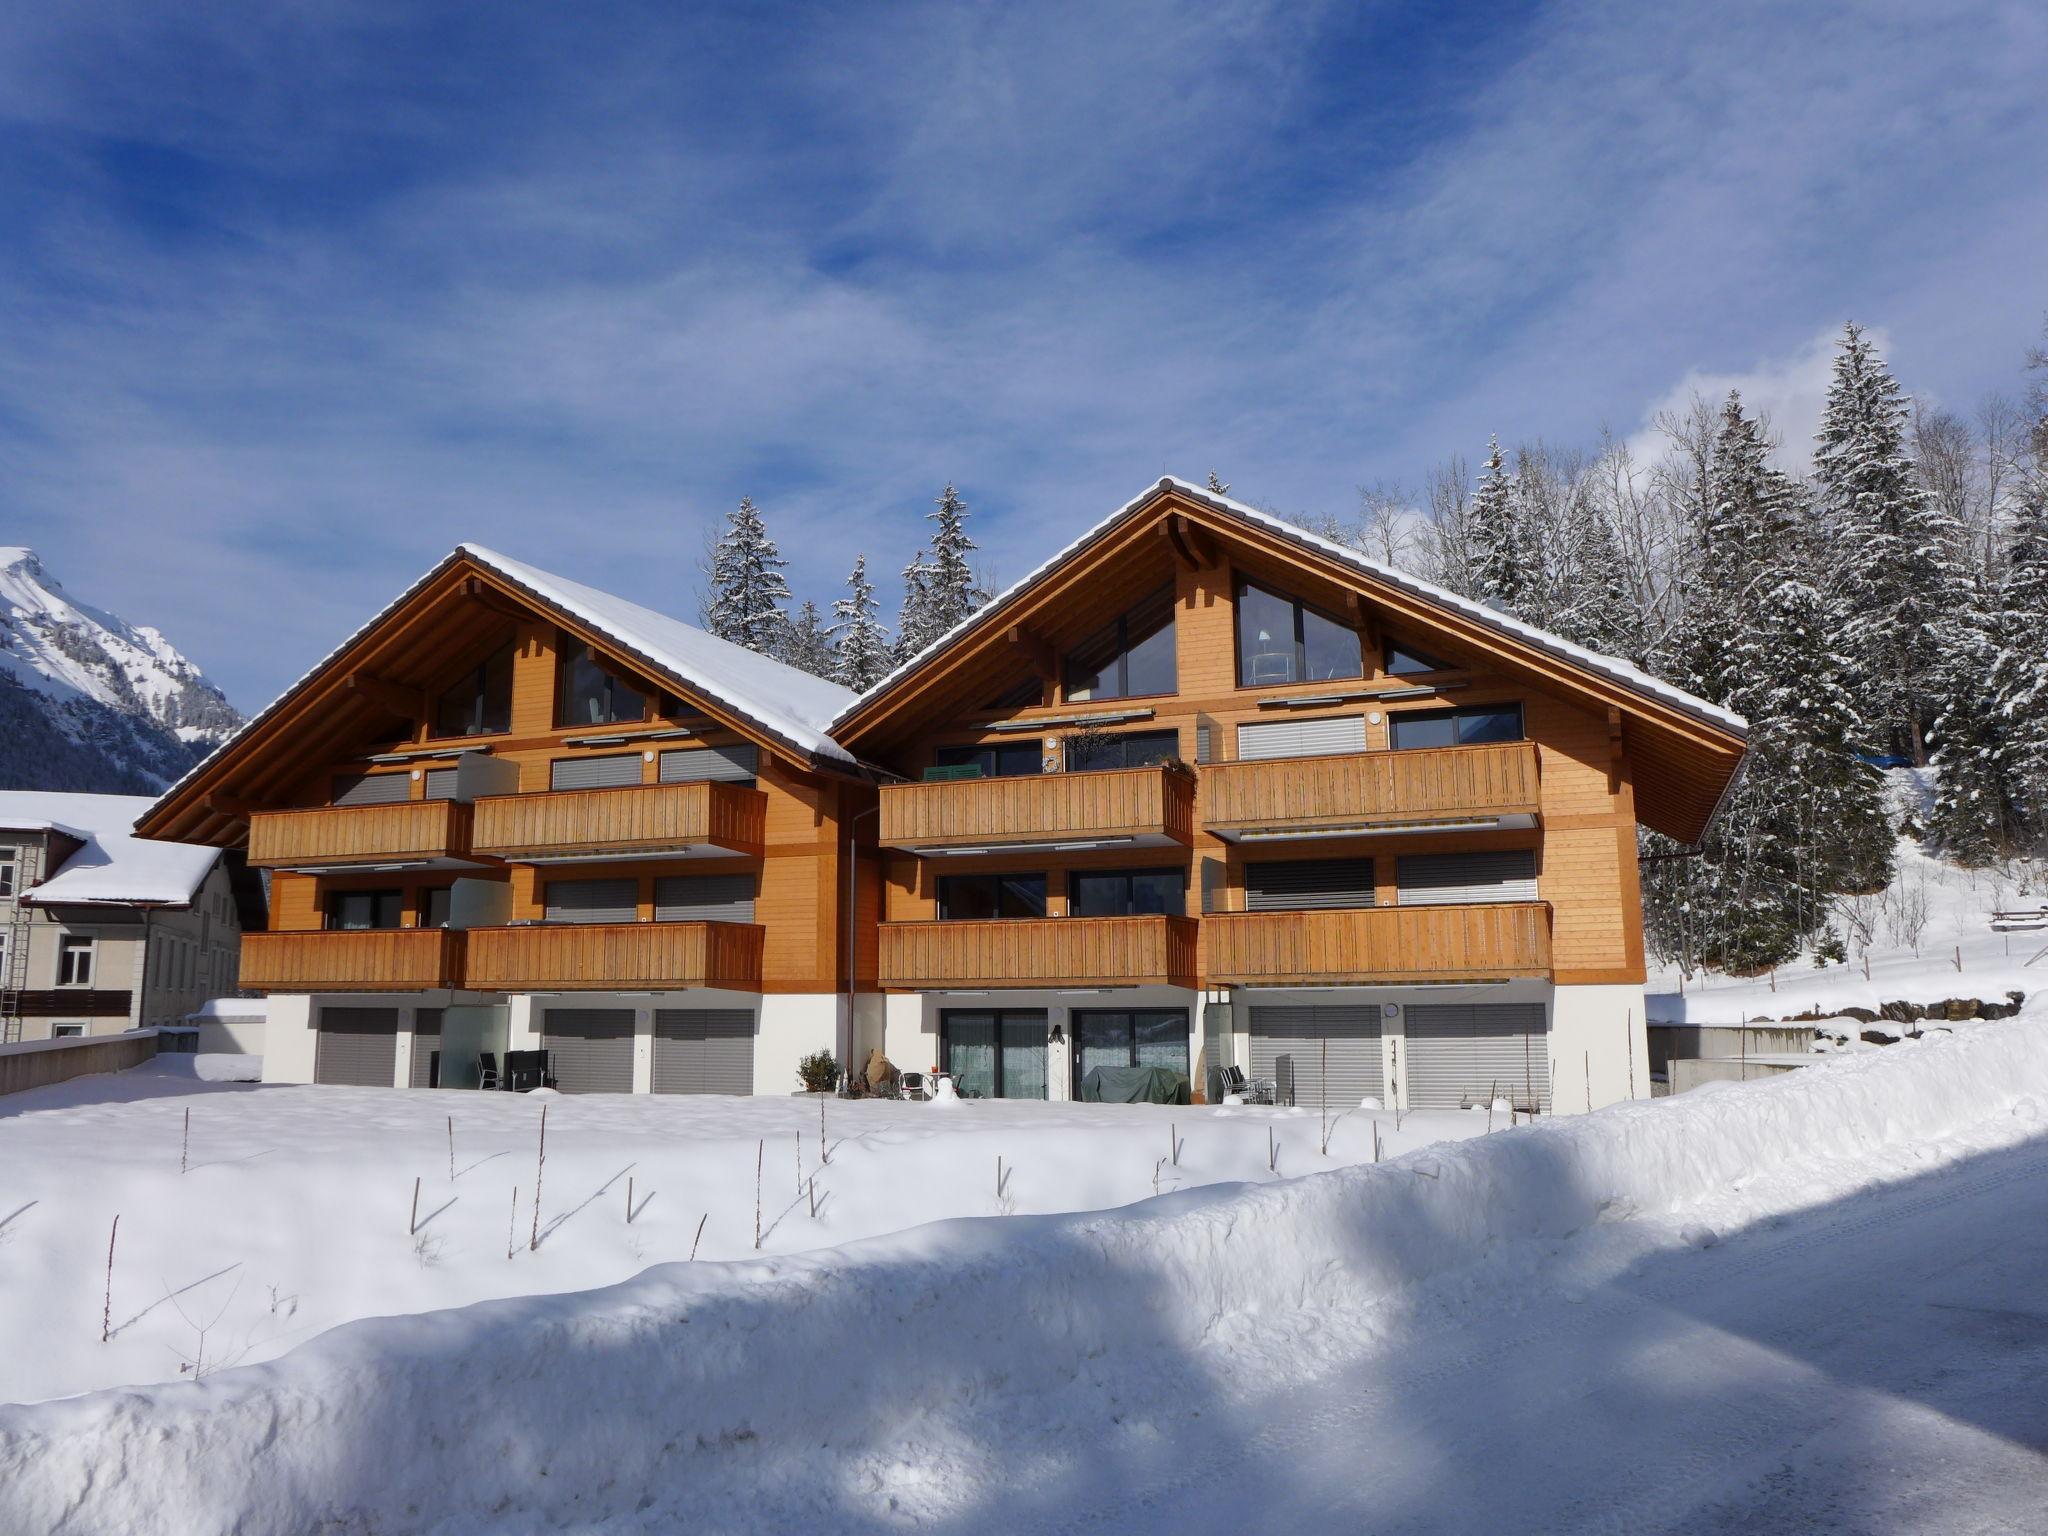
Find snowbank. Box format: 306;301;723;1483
4;1019;2044;1534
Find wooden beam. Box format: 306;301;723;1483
344;671;427;722
1607;706;1625;795
1162;517;1200;571
460;575;531;622
1006;625;1058;682
203;792;269;821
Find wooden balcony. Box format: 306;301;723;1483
471;781;767;862
1204;902;1552;985
248;800;475;870
879;914;1199;990
1201;740;1540;840
880;766;1196;854
463;921;765;992
240;928;467;992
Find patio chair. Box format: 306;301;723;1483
1215;1064;1278;1105
899;1070;929;1101
477;1052;500;1091
505;1050;552;1092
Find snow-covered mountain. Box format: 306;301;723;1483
0;547;242;794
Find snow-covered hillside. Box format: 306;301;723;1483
0;548;241;793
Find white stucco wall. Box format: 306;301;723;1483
1549;981;1652;1111
262;993;317;1084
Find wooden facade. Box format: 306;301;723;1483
878;764;1195;851
241;929;467;991
1201;740;1540;836
464;921;765;992
247;800;475;870
1204;903;1552;985
879;915;1198;990
471;780;767;861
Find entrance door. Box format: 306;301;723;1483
651;1008;754;1095
314;1007;399;1087
543;1008;635;1094
1071;1009;1190;1096
1247;1005;1382;1109
1404;1003;1550;1112
940;1009;1048;1099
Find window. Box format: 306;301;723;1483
1064;728;1180;772
1072;1009;1190;1094
937;873;1047;921
1390;703;1525;751
0;851;15;897
327;890;406;931
52;1024;85;1039
986;676;1045;710
933;741;1044;780
1069;867;1185;918
423;887;453;929
940;1009;1049;1100
556;638;649;726
1236;581;1362;687
434;641;515;737
57;935;95;986
1065;586;1176;701
1385;639;1452;675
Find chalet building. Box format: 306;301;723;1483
1;792;245;1042
138;478;1745;1110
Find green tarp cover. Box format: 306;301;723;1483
1080;1064;1191;1104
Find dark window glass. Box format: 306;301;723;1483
1235;581;1362;686
328;889;405;930
433;642;515;737
1390;703;1524;750
423;887;453;928
934;741;1044;779
938;873;1047;921
1070;867;1185;918
1064;586;1176;702
557;638;649;726
1385;640;1452;675
987;676;1045;710
940;1010;1048;1100
1065;728;1179;772
1072;1009;1190;1093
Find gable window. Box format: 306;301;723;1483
557;638;649;727
1385;640;1453;675
1069;867;1185;918
57;935;96;986
986;676;1046;711
934;742;1043;780
937;873;1048;921
1236;581;1362;687
434;641;515;737
1390;703;1524;751
327;890;405;931
1064;728;1179;773
1065;586;1176;702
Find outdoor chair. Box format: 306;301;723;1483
505;1050;553;1092
899;1070;929;1102
477;1052;500;1091
1215;1064;1278;1105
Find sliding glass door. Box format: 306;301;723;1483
1071;1009;1190;1095
940;1010;1049;1099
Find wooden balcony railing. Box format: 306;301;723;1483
879;914;1199;990
1203;902;1552;985
880;766;1197;852
463;921;765;992
471;781;767;862
1202;740;1540;837
248;800;473;870
240;928;467;992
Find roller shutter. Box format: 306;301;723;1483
315;1007;398;1087
651;1009;754;1095
543;1009;636;1094
409;1007;443;1088
331;772;410;807
653;874;756;923
1404;1003;1550;1112
1236;715;1367;762
659;744;758;784
1244;857;1376;912
550;754;644;791
424;768;458;801
1397;849;1538;906
544;878;638;924
1248;1005;1382;1109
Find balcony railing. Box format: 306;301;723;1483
240;928;467;991
879;765;1196;854
247;800;474;870
463;921;765;992
1201;740;1540;839
1203;902;1552;985
471;781;767;862
879;914;1199;990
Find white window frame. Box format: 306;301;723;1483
0;850;16;898
52;1023;86;1039
57;935;96;988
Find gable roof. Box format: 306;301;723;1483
1;791;219;906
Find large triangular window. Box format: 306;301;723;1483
1235;581;1362;687
1064;585;1176;702
433;641;515;737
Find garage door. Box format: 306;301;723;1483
1404;1003;1550;1112
409;1007;443;1088
651;1009;754;1095
1248;1005;1382;1109
543;1008;636;1094
315;1007;398;1087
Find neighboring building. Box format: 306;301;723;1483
138;478;1747;1108
1;791;245;1042
184;996;270;1054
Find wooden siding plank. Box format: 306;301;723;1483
470;781;767;860
248;801;472;868
1203;902;1552;984
463;921;765;991
241;929;466;991
1202;741;1540;832
878;766;1195;850
877;914;1198;989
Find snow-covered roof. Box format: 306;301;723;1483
460;545;855;766
837;475;1747;739
185;997;269;1022
1;791;220;906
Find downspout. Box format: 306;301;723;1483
842;799;880;1087
136;908;152;1034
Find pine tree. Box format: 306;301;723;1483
775;600;838;681
894;547;939;662
1468;437;1529;615
1546;481;1635;658
703;496;791;655
832;554;893;691
925;484;982;638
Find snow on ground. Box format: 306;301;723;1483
3;1011;2045;1534
0;1057;1489;1406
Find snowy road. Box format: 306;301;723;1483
1019;1130;2048;1536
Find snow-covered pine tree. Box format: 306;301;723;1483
925;484;982;637
775;600;838;681
1468;437;1529;616
1812;324;1968;762
1545;478;1636;659
703;496;792;655
894;547;939;663
832;555;893;692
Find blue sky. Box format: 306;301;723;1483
2;0;2044;709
